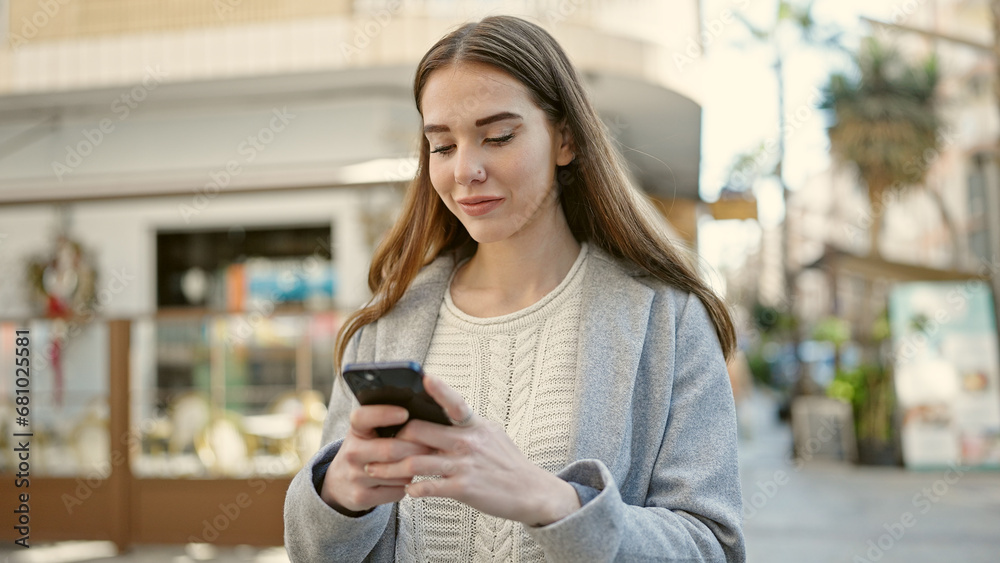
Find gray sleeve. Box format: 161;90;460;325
283;440;394;562
283;328;397;562
567;481;601;506
524;293;745;562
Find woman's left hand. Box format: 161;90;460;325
363;373;581;527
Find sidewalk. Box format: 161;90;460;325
738;387;1000;563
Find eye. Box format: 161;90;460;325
429;132;514;156
485;133;515;145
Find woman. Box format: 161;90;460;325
285;15;745;562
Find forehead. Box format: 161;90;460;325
420;62;535;125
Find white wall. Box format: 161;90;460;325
0;185;397;319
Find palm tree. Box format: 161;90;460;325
822;38;942;259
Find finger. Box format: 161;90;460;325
353;485;409;509
349;405;410;439
395;419;475;453
405;478;455;499
353;436;435;464
366;454;459;480
423;373;473;425
363;476;415;487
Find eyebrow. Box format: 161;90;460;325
422;111;523;134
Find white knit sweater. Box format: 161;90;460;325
395;243;589;563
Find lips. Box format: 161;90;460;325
456;196;504;217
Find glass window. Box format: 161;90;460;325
0;320;110;477
131;312;339;478
127;223;343;478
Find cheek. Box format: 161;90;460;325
523;134;557;179
491;145;536;185
507;146;552;195
428;161;451;197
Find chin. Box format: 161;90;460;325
466;231;507;245
462;224;514;245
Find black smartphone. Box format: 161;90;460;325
342;361;452;437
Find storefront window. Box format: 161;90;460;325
127;223;341;478
130;311;339;478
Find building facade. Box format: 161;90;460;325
0;0;707;549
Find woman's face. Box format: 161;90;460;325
420;62;574;245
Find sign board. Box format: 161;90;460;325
708;199;757;221
888;281;1000;469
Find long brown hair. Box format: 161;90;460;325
335;15;736;368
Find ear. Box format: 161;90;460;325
554;121;576;167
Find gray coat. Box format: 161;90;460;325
283;246;746;562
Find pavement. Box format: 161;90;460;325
738;387;1000;563
3;386;999;563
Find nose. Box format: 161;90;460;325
453;145;486;186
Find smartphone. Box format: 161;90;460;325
342;361;452;437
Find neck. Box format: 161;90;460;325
454;209;581;312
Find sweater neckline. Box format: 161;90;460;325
442;242;589;326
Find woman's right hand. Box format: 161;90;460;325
320;405;433;515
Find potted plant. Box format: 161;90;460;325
826;311;899;465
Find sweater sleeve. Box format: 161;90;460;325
524;292;746;562
283;330;397;562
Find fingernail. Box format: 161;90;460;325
364;463;375;476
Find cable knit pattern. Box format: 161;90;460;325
396;244;589;563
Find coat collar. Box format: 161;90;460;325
367;245;655;476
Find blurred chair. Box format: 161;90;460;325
72;403;111;476
261;390;327;468
167;392;210;454
195;410;256;477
